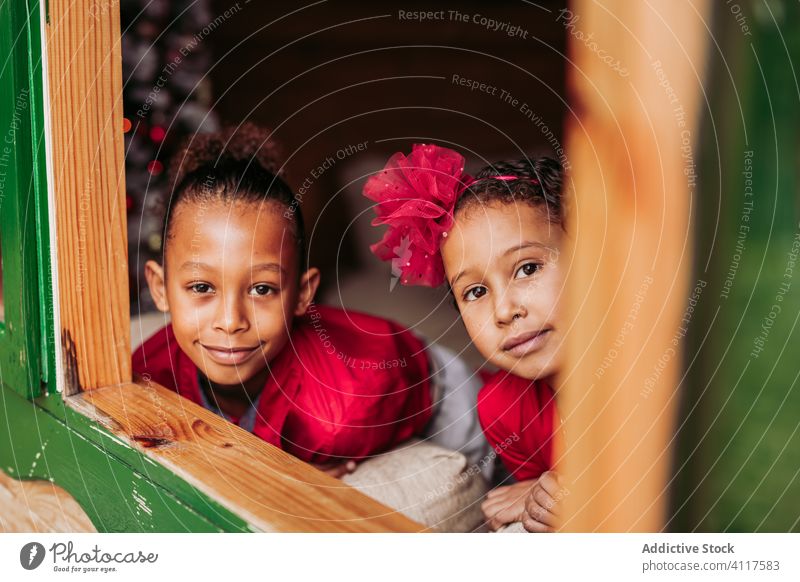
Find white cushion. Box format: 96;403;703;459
343;439;489;532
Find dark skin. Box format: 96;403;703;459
144;198;355;477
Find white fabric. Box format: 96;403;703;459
343;439;489;532
424;342;493;480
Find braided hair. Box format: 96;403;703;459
445;155;564;310
162;122;306;270
455;156;564;226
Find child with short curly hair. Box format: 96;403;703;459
133;126;488;476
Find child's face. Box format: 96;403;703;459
441;201;564;382
145;199;319;391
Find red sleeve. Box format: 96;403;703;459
477;372;556;481
270;305;434;464
135;325;289;449
131;324;204;406
132;324;181;391
134;309;435;464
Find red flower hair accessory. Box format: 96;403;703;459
364;144;473;287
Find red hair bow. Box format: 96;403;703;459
364;144;473;287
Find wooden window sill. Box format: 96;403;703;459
65;378;423;533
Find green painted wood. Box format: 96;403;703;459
674;0;800;532
0;0;46;398
25;0;55;390
0;384;258;532
29;388;254;532
0;0;419;535
0;1;265;532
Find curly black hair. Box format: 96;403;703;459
162;122;306;271
445;155;564;311
455;156;564;225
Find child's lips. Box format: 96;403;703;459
502;329;551;358
200;343;262;365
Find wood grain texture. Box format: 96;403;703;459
67;379;424;532
46;0;131;393
559;1;710;531
0;471;96;532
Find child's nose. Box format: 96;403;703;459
212;295;249;334
494;288;528;326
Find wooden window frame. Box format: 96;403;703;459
1;0;421;533
0;0;711;533
559;1;709;531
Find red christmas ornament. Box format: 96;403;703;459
149;125;166;142
147;160;164;175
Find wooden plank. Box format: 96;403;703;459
33;387;256;531
41;0;419;532
0;471;96;533
68;379;424;532
45;0;131;393
559;0;710;531
0;384;228;532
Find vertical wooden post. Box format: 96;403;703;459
559;1;709;531
46;0;130;392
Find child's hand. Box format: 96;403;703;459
312;459;358;479
481;479;536;531
522;471;564;533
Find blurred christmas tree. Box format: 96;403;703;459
121;0;220;313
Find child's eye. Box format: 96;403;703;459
514;262;541;279
463;286;488;302
189;282;214;295
249;284;276;297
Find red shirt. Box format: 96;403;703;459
132;305;433;464
477;371;556;481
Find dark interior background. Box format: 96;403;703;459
121;0;800;531
124;0;567;366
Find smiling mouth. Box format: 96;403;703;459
502;329;552;358
200;344;262;365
